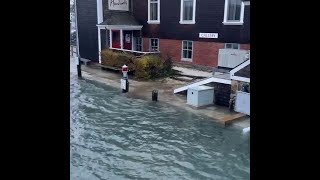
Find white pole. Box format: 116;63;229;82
120;29;123;49
74;0;80;57
98;27;101;63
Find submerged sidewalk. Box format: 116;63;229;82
72;57;249;128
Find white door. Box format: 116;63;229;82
235;91;250;115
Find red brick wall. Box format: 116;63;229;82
193;41;224;67
241;44;250;50
159;39;182;63
143;38;250;67
142;38;149;52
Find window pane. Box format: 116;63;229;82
183;41;187;49
188;41;192;50
150;3;158;20
227;0;241;21
233;43;239;49
183;0;193;21
225;43;232;49
183;50;188;59
187;50;192;59
151;39;158;51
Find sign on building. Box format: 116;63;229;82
199;33;218;39
109;0;129;11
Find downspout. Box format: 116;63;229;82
75;0;80;57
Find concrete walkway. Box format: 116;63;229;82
173;66;213;78
72;57;250;128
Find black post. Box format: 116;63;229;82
77;56;82;78
121;78;129;93
152;90;158;101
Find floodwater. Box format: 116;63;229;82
70;60;250;180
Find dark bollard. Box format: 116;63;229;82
77;57;82;79
152;90;158;101
121;65;129;93
121;78;129;93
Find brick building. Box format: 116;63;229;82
76;0;250;68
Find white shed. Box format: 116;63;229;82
187;85;214;107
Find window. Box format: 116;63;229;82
225;43;240;49
182;40;193;61
136;37;142;51
148;0;160;24
223;0;244;25
150;38;159;51
180;0;196;24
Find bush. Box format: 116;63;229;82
163;55;174;76
101;49;136;71
100;49;174;80
135;55;164;80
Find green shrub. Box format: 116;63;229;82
100;50;174;80
135;55;164;80
101;49;136;71
163;55;174;76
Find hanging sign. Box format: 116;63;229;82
109;0;129;11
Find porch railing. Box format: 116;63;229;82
109;47;160;57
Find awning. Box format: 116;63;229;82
97;12;142;30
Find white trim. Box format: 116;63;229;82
180;0;196;24
97;0;103;24
230;59;250;75
120;29;123;49
97;25;143;30
181;40;193;62
109;30;113;48
174;76;231;94
243;1;250;6
223;22;243;25
149;38;159;51
232;76;250;83
98;27;102;63
147;21;160;24
75;0;80;57
230;59;250;82
131;31;134;50
110;47;160;54
223;0;245;25
148;0;160;24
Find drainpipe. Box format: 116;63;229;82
74;0;82;78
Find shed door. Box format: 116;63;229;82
235;91;250;115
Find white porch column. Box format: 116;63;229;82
109;29;113;48
98;27;101;63
120;29;123;49
131;31;134;50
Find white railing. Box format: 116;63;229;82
109;47;160;55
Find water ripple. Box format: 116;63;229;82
70;62;250;180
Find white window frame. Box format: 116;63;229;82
225;43;240;49
149;38;159;52
181;40;193;61
148;0;160;24
223;0;245;25
180;0;196;24
136;37;143;51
